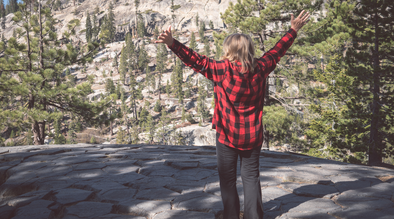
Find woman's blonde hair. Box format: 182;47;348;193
221;33;256;73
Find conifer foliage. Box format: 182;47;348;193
0;0;106;145
306;0;394;165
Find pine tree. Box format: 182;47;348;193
173;58;184;104
137;14;146;38
0;1;105;145
126;33;137;72
0;0;5;30
195;13;199;27
99;3;115;43
189;31;197;51
67;129;77;144
166;79;171;95
54;116;66;144
92;13;98;41
26;129;33;145
119;46;127;84
181;106;186;122
86;12;92;42
209;20;214;30
156;43;167;100
105;78;116;94
145;113;155;144
197;80;210;124
199;21;205;40
306;0;394;165
53;0;61;11
158;109;170;144
138;42;149;71
154;100;162;112
90;135;96;144
134;0;140;38
112;53;118;68
203;37;210;57
145;63;155;93
10;130;15;138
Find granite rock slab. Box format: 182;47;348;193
1;143;394;219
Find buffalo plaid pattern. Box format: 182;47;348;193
168;28;297;150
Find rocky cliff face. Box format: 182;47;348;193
2;0;238;146
3;0;236;41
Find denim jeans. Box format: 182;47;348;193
216;133;264;219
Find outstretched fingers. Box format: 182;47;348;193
297;10;305;19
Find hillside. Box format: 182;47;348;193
1;0;242;147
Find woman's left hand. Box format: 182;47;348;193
155;25;173;47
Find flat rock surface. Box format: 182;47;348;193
1;144;394;219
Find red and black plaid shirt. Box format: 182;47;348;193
168;28;297;150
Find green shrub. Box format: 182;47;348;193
154;100;162;112
186;113;196;124
90;135;96;144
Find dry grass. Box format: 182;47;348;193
175;122;191;129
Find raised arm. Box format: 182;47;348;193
155;26;226;82
258;10;310;79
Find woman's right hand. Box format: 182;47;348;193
291;10;310;32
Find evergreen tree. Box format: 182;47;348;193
154;100;162;112
107;2;116;42
126;33;137;72
137;14;146;38
92;13;98;41
53;0;61;11
85;12;92;42
195;13;199;27
197;80;210;123
199;21;205;40
156;43;167;100
90;135;96;144
26;129;33;145
165;79;171;95
0;1;104;145
306;0;394;165
145;113;155;144
119;46;127;84
138;42;149;71
181;106;186;122
0;0;5;30
105;78;116;94
112;53;118;68
134;0;140;38
67;129;77;144
158;109;170;144
209;20;214;30
145;63;155;93
54;116;66;144
203;37;210;56
173;58;184;104
10;130;15;138
189;31;197;51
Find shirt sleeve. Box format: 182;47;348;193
257;28;297;79
168;39;226;82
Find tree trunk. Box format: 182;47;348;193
32;121;45;145
368;12;382;166
262;78;270;150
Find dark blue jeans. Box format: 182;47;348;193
216;133;264;219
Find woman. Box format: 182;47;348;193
155;10;310;219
